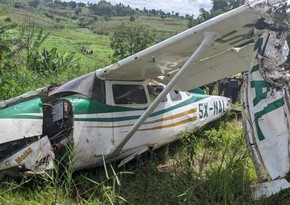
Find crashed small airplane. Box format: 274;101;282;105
0;0;289;200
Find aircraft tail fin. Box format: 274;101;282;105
241;0;290;199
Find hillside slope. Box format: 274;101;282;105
4;2;188;71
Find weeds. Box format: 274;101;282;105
177;116;254;205
0;144;130;204
113;115;256;205
1;114;290;204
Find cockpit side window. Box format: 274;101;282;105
112;84;147;105
147;85;167;102
170;90;182;101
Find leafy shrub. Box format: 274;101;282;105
129;15;135;22
91;15;98;21
110;23;156;59
0;61;35;100
74;7;81;15
27;47;78;75
70;15;78;20
78;17;95;28
0;21;18;60
4;16;11;22
28;0;40;8
13;1;26;9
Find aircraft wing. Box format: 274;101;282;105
164;44;254;90
96;2;261;91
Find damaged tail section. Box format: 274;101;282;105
241;0;290;199
0;91;74;178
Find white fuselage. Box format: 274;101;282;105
71;80;230;169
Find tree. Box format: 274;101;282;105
89;1;114;16
54;0;62;5
188;0;245;28
75;7;81;15
228;0;245;9
160;14;166;21
77;2;86;7
212;0;228;11
198;8;211;21
114;3;134;16
143;7;148;14
211;0;245;12
187;16;201;28
110;23;156;59
78;17;95;28
68;1;77;9
28;0;40;8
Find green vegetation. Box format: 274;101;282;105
1;115;289;204
0;116;244;204
1;0;290;204
110;23;156;59
0;0;189;100
119;116;254;205
187;0;245;28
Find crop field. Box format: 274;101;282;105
7;3;188;74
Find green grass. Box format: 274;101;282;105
117;115;255;205
12;7;56;28
0;115;270;204
92;16;188;38
41;29;113;70
9;4;188;36
1;114;290;204
6;4;188;74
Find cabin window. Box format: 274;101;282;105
112;84;147;105
170;90;182;101
147;85;167;102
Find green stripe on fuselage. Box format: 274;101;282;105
0;94;209;122
0;98;43;119
65;94;209;123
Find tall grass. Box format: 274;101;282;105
0;144;130;204
1;115;290;204
115;114;256;205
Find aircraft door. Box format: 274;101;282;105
108;81;149;148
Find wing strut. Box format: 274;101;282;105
106;32;221;158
